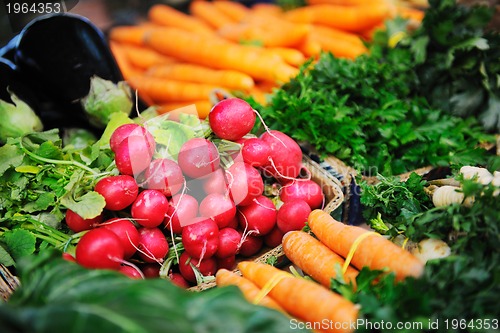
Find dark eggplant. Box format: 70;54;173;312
0;57;40;110
13;13;125;133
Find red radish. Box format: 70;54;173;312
227;162;264;206
280;179;324;209
110;123;155;155
260;130;302;180
137;227;169;263
199;193;236;229
237;195;277;236
238;232;264;257
168;271;190;288
241;138;271;167
62;252;76;262
143;158;184;197
264;226;285;248
202;168;229;194
65;209;102;232
226;216;239;229
177;138;220;179
94;175;139;211
182;217;219;259
102;218;140;259
216;228;241;259
276;199;312;233
131;190;169;228
164;193;199;233
119;265;143;279
217;255;236;270
75;228;124;270
178;252;217;283
141;263;161;278
114;135;154;176
209;98;256;141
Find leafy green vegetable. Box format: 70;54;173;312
0;91;43;144
0;250;309;333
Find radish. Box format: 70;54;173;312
143;158;184;197
119;265;143;279
260;130;302;180
280;179;324;209
227;162;264;206
62;252;76;262
65;209;102;232
177;138;220;179
75;228;124;270
199;193;236;229
94;175;139;211
137;227;169;263
216;227;241;259
164;193;199;234
276;199;311;233
226;216;239;230
217;255;236;270
114;135;154;176
182;217;219;259
241;138;271;167
168;271;190;288
110;123;155;155
131;189;169;228
102;218;140;259
141;263;161;278
237;195;277;236
237;232;264;257
178;252;217;284
209;98;256;141
264;226;285;248
202;168;229;194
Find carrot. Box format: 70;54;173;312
250;3;284;17
308;26;368;59
148;4;214;36
119;43;177;70
212;1;250;22
284;3;391;33
238;261;358;333
146;63;255;91
295;35;323;58
282;231;359;288
128;75;218;103
190;1;237;30
109;41;142;81
215;269;286;312
308;210;425;281
144;27;299;82
156;100;212;120
109;25;152;46
306;0;387;5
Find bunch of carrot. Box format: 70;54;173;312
108;0;424;119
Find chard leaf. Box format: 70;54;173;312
2;229;36;260
60;191;105;220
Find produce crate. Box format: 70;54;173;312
0;154;345;297
191;154;345;291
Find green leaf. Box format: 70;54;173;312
60;191;105;220
2;229;36;260
0;144;23;176
97;112;134;148
0;243;15;266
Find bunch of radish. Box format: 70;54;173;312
65;98;325;287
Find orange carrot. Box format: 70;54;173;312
282;231;359;288
238;261;358;333
212;1;250;22
190;1;237;30
148;4;214;36
308;210;425;281
109;41;143;81
215;269;286;313
307;0;388;5
395;6;425;23
144;27;299;82
250;3;284;17
284;3;391;33
267;47;306;66
128;75;218;103
146;63;255;91
109;25;152;46
156;100;212;120
119;43;177;70
307;26;368;59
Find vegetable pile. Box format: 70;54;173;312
250;0;498;176
0;96;327;288
108;0;422;116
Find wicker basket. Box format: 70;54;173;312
190;155;345;292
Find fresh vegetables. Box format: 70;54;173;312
0;91;43;143
238;261;358;333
